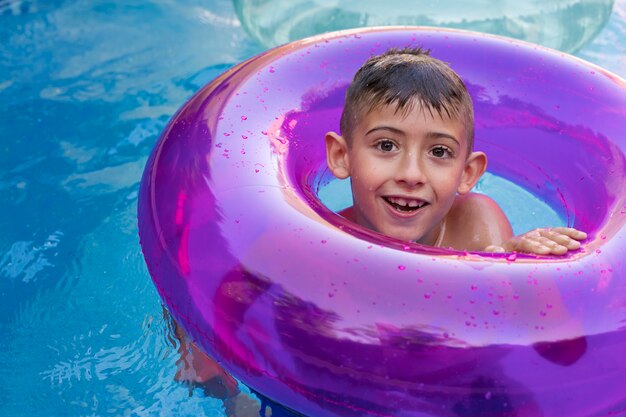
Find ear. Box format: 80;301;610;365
325;131;351;179
457;151;487;194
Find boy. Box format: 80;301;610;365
325;47;586;254
173;47;587;416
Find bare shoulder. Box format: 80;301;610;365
444;193;513;251
450;193;503;217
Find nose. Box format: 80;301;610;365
395;152;426;186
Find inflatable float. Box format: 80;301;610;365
138;27;626;416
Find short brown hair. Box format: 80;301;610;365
340;47;474;152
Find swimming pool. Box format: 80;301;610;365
1;0;625;415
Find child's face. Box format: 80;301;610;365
326;103;485;244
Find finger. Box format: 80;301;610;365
551;227;587;241
485;245;506;253
534;236;569;255
518;238;550;255
538;229;582;249
519;236;564;255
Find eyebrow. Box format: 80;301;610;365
365;126;460;146
426;131;460;146
365;126;404;136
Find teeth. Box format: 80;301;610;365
385;197;427;211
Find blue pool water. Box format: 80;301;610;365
1;1;625;415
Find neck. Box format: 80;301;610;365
433;219;446;247
418;220;446;247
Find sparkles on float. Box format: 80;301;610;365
138;27;626;417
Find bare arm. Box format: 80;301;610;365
446;193;586;255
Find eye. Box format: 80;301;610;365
430;146;453;158
376;140;397;152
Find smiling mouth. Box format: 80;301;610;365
383;196;428;212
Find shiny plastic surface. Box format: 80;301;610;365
234;0;615;52
138;28;626;417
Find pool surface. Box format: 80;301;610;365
1;0;625;415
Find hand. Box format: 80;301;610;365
174;352;239;399
168;313;239;399
224;392;270;417
485;227;587;256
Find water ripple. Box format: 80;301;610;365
0;231;62;283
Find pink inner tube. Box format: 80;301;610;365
138;27;626;417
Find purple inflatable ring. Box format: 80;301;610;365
139;27;626;416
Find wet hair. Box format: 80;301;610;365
340;47;474;152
